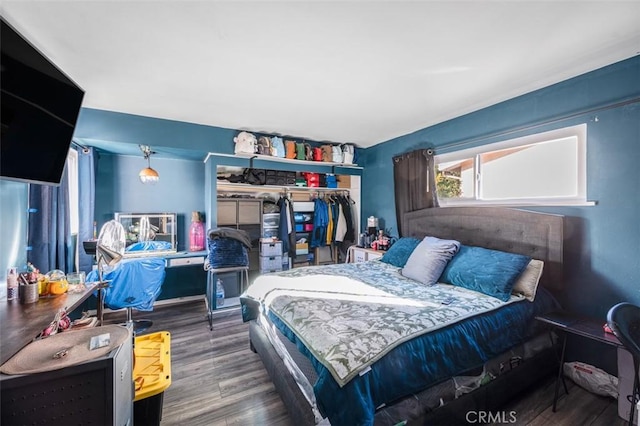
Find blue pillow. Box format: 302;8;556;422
439;245;531;301
380;237;421;268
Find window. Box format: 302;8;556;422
435;124;589;206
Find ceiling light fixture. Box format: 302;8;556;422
139;145;159;184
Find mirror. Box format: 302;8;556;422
114;212;177;257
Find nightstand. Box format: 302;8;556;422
535;310;622;412
347;246;384;263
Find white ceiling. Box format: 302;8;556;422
2;1;639;149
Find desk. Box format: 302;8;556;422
0;282;98;366
535;310;622;412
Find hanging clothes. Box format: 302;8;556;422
330;201;339;242
277;196;296;258
325;199;334;246
340;194;355;243
311;198;328;248
335;202;347;243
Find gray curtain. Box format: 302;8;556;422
78;147;96;273
28;168;73;273
393;148;439;236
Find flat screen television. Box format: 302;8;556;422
1;17;85;186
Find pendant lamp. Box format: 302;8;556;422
139;145;159;183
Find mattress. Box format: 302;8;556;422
254;315;556;425
243;260;559;425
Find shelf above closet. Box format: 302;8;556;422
217;181;351;194
205;152;363;170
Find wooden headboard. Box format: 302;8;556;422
404;207;564;290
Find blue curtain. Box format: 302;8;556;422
28;168;73;273
78;147;96;273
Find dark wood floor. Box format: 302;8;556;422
107;300;627;426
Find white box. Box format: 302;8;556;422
293;201;314;212
260;240;283;257
260;255;283;272
618;347;639;424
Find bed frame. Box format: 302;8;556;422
248;207;564;425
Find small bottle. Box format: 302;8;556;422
6;267;18;301
189;211;205;251
216;278;225;308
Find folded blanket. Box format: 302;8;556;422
207;227;252;248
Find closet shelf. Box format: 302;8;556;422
206;152;362;170
217;181;350;193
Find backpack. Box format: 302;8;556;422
342;144;355;164
271;137;285;158
332;145;343;163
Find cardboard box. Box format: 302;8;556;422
338;175;351;188
295;243;308;255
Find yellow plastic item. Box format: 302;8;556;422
48;279;68;295
133;331;172;402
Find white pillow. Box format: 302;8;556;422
512;259;544;301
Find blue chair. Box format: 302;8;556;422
88;257;165;334
607;302;640;426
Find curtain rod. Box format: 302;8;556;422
71;140;90;153
435;96;640;154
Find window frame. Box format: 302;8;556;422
435;124;593;207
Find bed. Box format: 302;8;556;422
240;207;564;425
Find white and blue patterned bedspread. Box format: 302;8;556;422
246;260;524;387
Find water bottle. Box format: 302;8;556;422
6;267;18;301
216;278;225;307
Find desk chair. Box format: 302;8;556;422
88;257;165;334
608;302;640;426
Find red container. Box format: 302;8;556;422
304;224;314;231
305;173;320;187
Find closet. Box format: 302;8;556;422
206;153;362;271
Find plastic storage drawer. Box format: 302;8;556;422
260;255;283;272
260;240;283;257
262;213;280;228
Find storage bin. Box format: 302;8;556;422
260;255;283;272
260;240;283;257
262;213;280;228
263;227;279;239
133;331;171;426
293;202;315;212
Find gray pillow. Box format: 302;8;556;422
401;236;461;285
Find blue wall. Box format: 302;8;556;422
361;55;640;321
94;153;205;251
361;56;639;370
75;108;238;157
